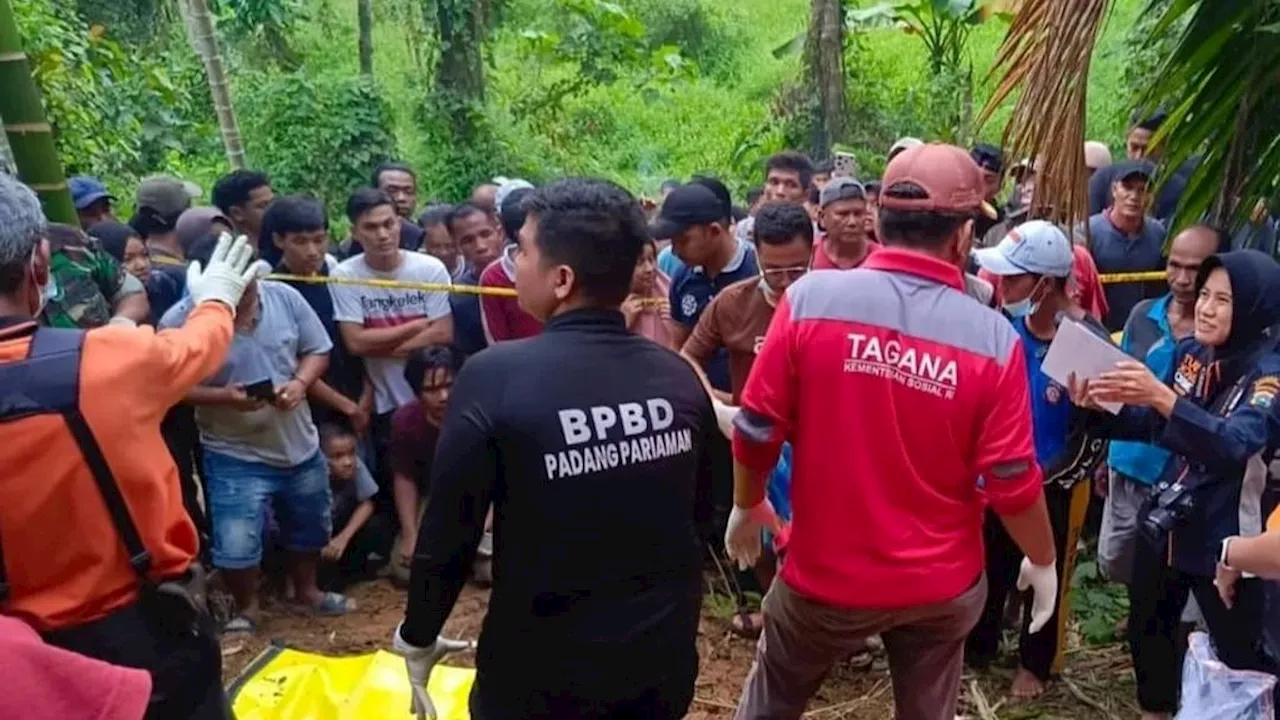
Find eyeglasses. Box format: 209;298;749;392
761;265;810;281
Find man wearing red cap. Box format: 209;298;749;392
725;144;1059;720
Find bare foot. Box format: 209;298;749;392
1010;668;1045;699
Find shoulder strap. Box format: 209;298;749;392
0;329;151;605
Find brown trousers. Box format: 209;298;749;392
734;575;987;720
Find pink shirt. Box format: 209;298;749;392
811;236;880;270
631;272;676;348
0;615;151;720
479;246;543;343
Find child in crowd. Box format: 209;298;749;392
318;424;392;591
88;219;183;325
622;238;676;349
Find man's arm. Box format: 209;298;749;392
681;295;733;404
338;319;430;357
392;315;455;356
1223;530;1280;578
401;361;496;647
730;297;797;508
309;379;360;415
978;344;1055;566
335;499;375;544
146;302;237;409
393;472;421;564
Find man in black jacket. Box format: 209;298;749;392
391;178;725;720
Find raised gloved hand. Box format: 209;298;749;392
392;623;475;720
185;233;259;313
712;400;738;439
1016;557;1058;633
725;499;782;571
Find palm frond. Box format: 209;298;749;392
978;0;1111;233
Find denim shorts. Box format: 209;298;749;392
203;449;332;570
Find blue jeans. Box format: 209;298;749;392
203;449;332;570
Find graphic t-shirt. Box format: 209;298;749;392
682;277;776;403
330;252;452;414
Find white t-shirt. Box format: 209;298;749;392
331;251;452;414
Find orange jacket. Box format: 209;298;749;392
0;302;233;631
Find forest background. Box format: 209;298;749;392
10;0;1157;228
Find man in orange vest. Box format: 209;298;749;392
0;173;260;719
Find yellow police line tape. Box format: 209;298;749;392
262;269;1165;296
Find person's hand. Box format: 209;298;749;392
1215;561;1242;609
620;295;645;328
1066;372;1104;411
226;386;266;413
398;529;418;569
1017;557;1059;633
1091;361;1176;410
712;399;738;439
186;233;260;313
392;624;474;720
274;378;307;411
346;402;371;436
725;500;783;571
655;297;671;321
321;536;348;562
108;315;137;328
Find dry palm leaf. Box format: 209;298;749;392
978;0;1112;236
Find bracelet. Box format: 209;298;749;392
1219;536;1238;571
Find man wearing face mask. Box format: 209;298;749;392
965;221;1110;699
391;178;725;720
0;174;262;719
727;145;1057;720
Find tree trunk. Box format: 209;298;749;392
804;0;846;159
0;0;77;223
434;0;485;124
357;0;374;75
183;0;246;169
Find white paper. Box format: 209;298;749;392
1040;318;1133;415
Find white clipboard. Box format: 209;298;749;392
1040;318;1133;415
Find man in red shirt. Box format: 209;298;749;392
812;178;879;270
725;144;1058;720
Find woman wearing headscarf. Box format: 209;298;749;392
1070;249;1280;718
89;220;183;325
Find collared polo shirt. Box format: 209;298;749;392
670;239;759;391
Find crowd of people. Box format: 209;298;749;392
1;104;1280;720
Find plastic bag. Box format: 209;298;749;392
1175;632;1276;720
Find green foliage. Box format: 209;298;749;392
1071;558;1128;646
238;72;398;213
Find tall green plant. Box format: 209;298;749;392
0;0;76;223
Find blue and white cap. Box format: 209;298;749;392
973;220;1073;278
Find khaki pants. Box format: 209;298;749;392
735;575;987;720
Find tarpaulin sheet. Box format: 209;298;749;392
229;645;473;719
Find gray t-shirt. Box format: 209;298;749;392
160;281;333;467
330;251;452;414
1077;213;1167;333
332;458;378;526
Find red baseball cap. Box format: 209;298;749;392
879;143;987;215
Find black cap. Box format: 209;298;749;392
650;184;724;240
1113;159;1156;183
970;143;1004;173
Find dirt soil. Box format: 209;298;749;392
221;580;1137;719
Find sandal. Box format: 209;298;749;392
223;615;257;634
301;591;357;616
730;610;763;639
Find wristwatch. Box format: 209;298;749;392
1219;536;1238;571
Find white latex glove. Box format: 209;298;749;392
1016;557;1058;633
107;315;137;328
712;400;738;439
392;623;475;720
724;499;782;571
185;233;259;313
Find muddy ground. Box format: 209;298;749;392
220;579;1137;719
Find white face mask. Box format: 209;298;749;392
30;251;53;317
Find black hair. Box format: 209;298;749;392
403;345;464;395
522;178;648;307
864;181;882;195
346;187;395;224
877;182;971;249
500;187;535;243
746;187;764;207
88;220;141;263
732;205;749;223
418;203;454;230
211;169;270;215
660;178;681;192
765;151;815;190
814;159;834;174
260;196;327;249
318;422;356;448
130;207;180;239
444;202;489;235
754;201;815;247
808;185;821;205
690;175;733;224
185;231;224;270
371;161;416;188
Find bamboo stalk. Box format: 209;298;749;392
183;0;246;169
0;0;77;224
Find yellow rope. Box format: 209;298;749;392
264;273;519;297
1097;270;1165;285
